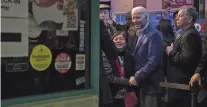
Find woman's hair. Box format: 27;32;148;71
112;31;127;40
173;11;178;19
156;19;174;38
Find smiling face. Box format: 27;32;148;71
113;33;126;49
132;8;148;30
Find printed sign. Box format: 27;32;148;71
54;53;72;74
1;18;28;57
6;57;29;72
163;0;193;8
30;45;52;71
76;76;86;85
30;0;78;30
79;20;85;52
1;0;28;18
75;54;85;70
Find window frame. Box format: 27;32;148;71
113;12;127;25
1;0;100;106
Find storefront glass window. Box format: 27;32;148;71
1;0;92;100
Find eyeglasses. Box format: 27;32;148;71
113;37;125;41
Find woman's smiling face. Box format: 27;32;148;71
113;34;126;49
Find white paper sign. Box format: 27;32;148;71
1;18;28;57
75;76;86;85
1;0;28;18
75;54;85;70
32;0;78;31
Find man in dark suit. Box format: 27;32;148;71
129;6;165;107
165;6;202;107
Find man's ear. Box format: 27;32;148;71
187;16;193;23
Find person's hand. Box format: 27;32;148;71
107;20;113;25
166;43;173;55
189;73;201;86
129;76;137;86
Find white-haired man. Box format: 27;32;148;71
165;6;202;107
129;6;164;107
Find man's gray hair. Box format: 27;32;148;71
132;6;149;20
179;6;198;23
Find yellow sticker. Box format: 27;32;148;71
30;45;52;71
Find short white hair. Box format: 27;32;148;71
179;6;198;23
131;6;149;20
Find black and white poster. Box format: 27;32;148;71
1;0;28;18
29;0;78;31
1;18;29;57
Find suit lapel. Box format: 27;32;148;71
174;32;184;45
133;24;151;55
133;35;146;55
129;36;138;52
174;26;194;45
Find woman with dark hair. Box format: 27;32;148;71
103;31;137;107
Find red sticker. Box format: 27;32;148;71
54;53;72;74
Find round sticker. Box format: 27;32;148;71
30;45;52;71
54;53;72;73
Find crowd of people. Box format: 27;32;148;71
98;3;207;107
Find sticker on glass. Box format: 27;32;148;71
54;53;72;73
30;44;52;71
75;54;85;70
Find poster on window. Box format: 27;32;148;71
1;0;28;18
75;54;85;71
1;18;28;57
29;0;78;31
163;0;193;9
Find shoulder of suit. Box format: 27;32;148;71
184;28;200;37
146;27;162;38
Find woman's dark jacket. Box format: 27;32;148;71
103;49;136;97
